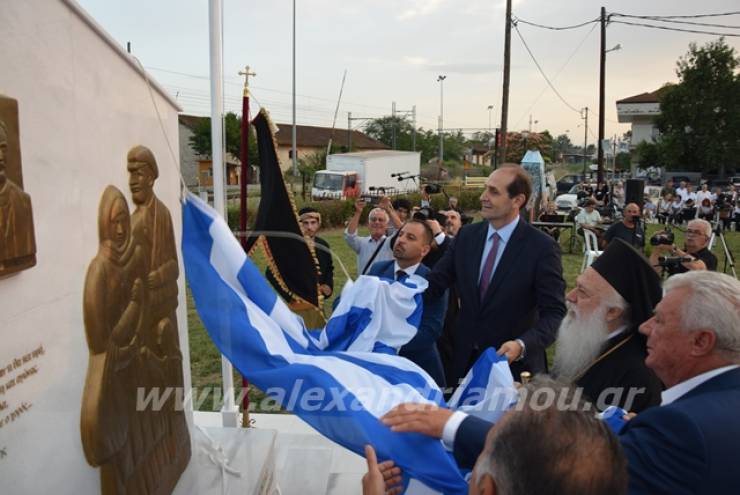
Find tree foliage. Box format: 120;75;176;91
188;112;259;165
363;117;469;163
656;38;740;176
504;131;554;163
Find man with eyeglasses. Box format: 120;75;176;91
649;219;718;275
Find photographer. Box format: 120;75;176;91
649;219;718;276
603;203;645;249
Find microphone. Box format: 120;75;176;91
391;171;410;178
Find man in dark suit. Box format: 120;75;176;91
367;219;447;387
426;165;566;385
399;271;740;495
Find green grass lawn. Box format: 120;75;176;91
187;221;740;411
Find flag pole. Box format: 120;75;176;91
238;65;256;427
208;0;238;428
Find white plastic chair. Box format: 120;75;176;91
581;229;603;272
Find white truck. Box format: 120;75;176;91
311;150;421;201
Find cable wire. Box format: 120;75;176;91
612;15;740;29
513;23;583;114
514;16;598;30
611;19;740;37
610;11;740;20
513;21;597;129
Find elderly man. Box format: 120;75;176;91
649;218;717;276
345;199;396;275
619;271;740;494
393;272;740;495
442;209;462;237
603;203;645;249
367;219;447;386
363;379;629;495
553;239;663;412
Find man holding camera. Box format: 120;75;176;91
603;203;645;249
649;219;718;276
345;198;400;275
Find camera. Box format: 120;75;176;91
650;227;675;246
413;206;448;225
361;195;381;206
424;183;443;195
657;255;693;270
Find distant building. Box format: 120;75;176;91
178;116;388;181
273;122;388;172
616;88;670;149
178;114;242;188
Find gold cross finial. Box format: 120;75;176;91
238;65;257;96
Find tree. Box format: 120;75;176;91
188;112;258;165
656;38;740;177
504;131;553;163
552;134;573;161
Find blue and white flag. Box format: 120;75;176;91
448;349;518;424
181;192;467;494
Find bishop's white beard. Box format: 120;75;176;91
552;302;610;382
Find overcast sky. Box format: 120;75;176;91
77;0;740;145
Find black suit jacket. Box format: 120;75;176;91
426;219;566;385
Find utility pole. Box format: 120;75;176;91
487;105;494;151
582;107;589;178
499;0;512;165
291;0;298;176
437;75;446;163
597;6;606;184
391;101;397;150
412;105;417;151
347;112;352;151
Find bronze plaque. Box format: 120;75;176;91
0;95;36;276
81;146;190;495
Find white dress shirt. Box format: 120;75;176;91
661;365;739;406
478;216;519;284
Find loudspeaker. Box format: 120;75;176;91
625;179;645;208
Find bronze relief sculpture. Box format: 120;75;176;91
81;146;190;495
0;96;36;276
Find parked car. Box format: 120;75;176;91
556;174;585;194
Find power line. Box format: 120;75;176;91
610;19;740;37
512;23;583;114
513;21;598;129
611;14;740;29
514;16;598;30
611;11;740;20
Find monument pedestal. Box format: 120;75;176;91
174;414;278;495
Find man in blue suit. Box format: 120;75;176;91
426;165;566;386
391;271;740;495
368;219;448;387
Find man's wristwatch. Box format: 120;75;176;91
515;339;526;361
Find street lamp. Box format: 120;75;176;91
437;75;446;163
487;104;494;150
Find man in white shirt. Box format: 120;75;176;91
574;198;602;235
344;198;399;275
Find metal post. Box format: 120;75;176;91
499;0;512;165
291;0;297;175
597;6;606;184
412;105;417;152
392;101;397;150
582;107;589;178
438;75;446;162
208;0;238;428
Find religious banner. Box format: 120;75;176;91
0;95;36;277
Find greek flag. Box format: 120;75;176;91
447;349;518;424
181;192;467;494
